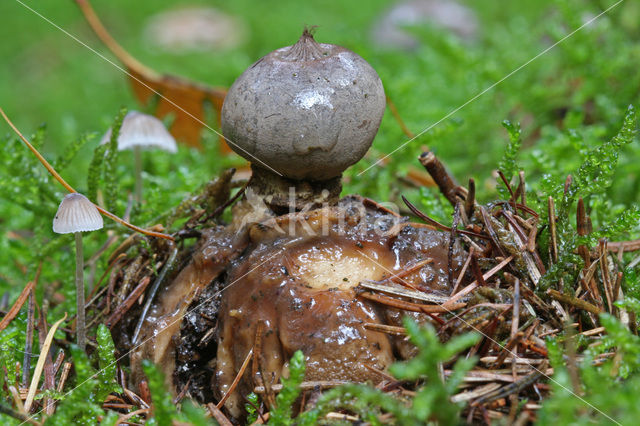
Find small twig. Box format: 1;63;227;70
448;204;461;288
479;356;546;366
511;279;521;338
579;326;605;337
138;380;151;405
518;171;526;206
363;364;398;384
470;252;487;287
479;206;507;258
117;408;151;424
217;348;253;409
608;239;640;253
42;361;72;415
402;196;489;240
358;281;453;304
526;218;538;253
106;276;151;328
491;332;524;368
576;198;590;237
386;258;434;283
124;387;149;409
358;291;465;313
56;362;72;393
8;385;26;416
452;246;474;296
132;246;178;344
599;240;613;313
250;412;270;425
51;350;65;380
363;323;406;336
497;170;516;206
202;178;249;223
451;383;501;403
613;271;623;318
172;378;191;404
325;412;361;422
501;210;528;243
465;178;476;218
0;403;37;425
252;323;265;385
495;200;539;218
253;381;349;394
419;151;460;207
207;403;233;426
471;363;548;406
449;256;515;304
386;96;415;139
502;211;546;279
0;280;36;333
547;290;602;315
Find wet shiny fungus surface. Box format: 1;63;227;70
133;196;465;418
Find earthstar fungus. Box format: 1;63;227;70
128;29;466;420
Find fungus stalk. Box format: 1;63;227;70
134;145;143;204
74;231;87;350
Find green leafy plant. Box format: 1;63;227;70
538;313;640;425
42;326;119;425
142;360;179;426
244;392;260;424
95;325;122;402
498;120;522;198
268;350;305;425
45;345;106;425
538;106;638;291
103;107;126;215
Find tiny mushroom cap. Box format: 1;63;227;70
101;111;177;153
53;193;104;234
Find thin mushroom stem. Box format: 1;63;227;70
0;107;173;241
134;145;143;204
75;232;86;351
22;288;35;387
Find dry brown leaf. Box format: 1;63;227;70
76;0;229;150
127;69;227;149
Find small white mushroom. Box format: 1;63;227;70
53;193;104;234
371;0;478;50
101;111;177;203
143;7;247;52
53;193;104;350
